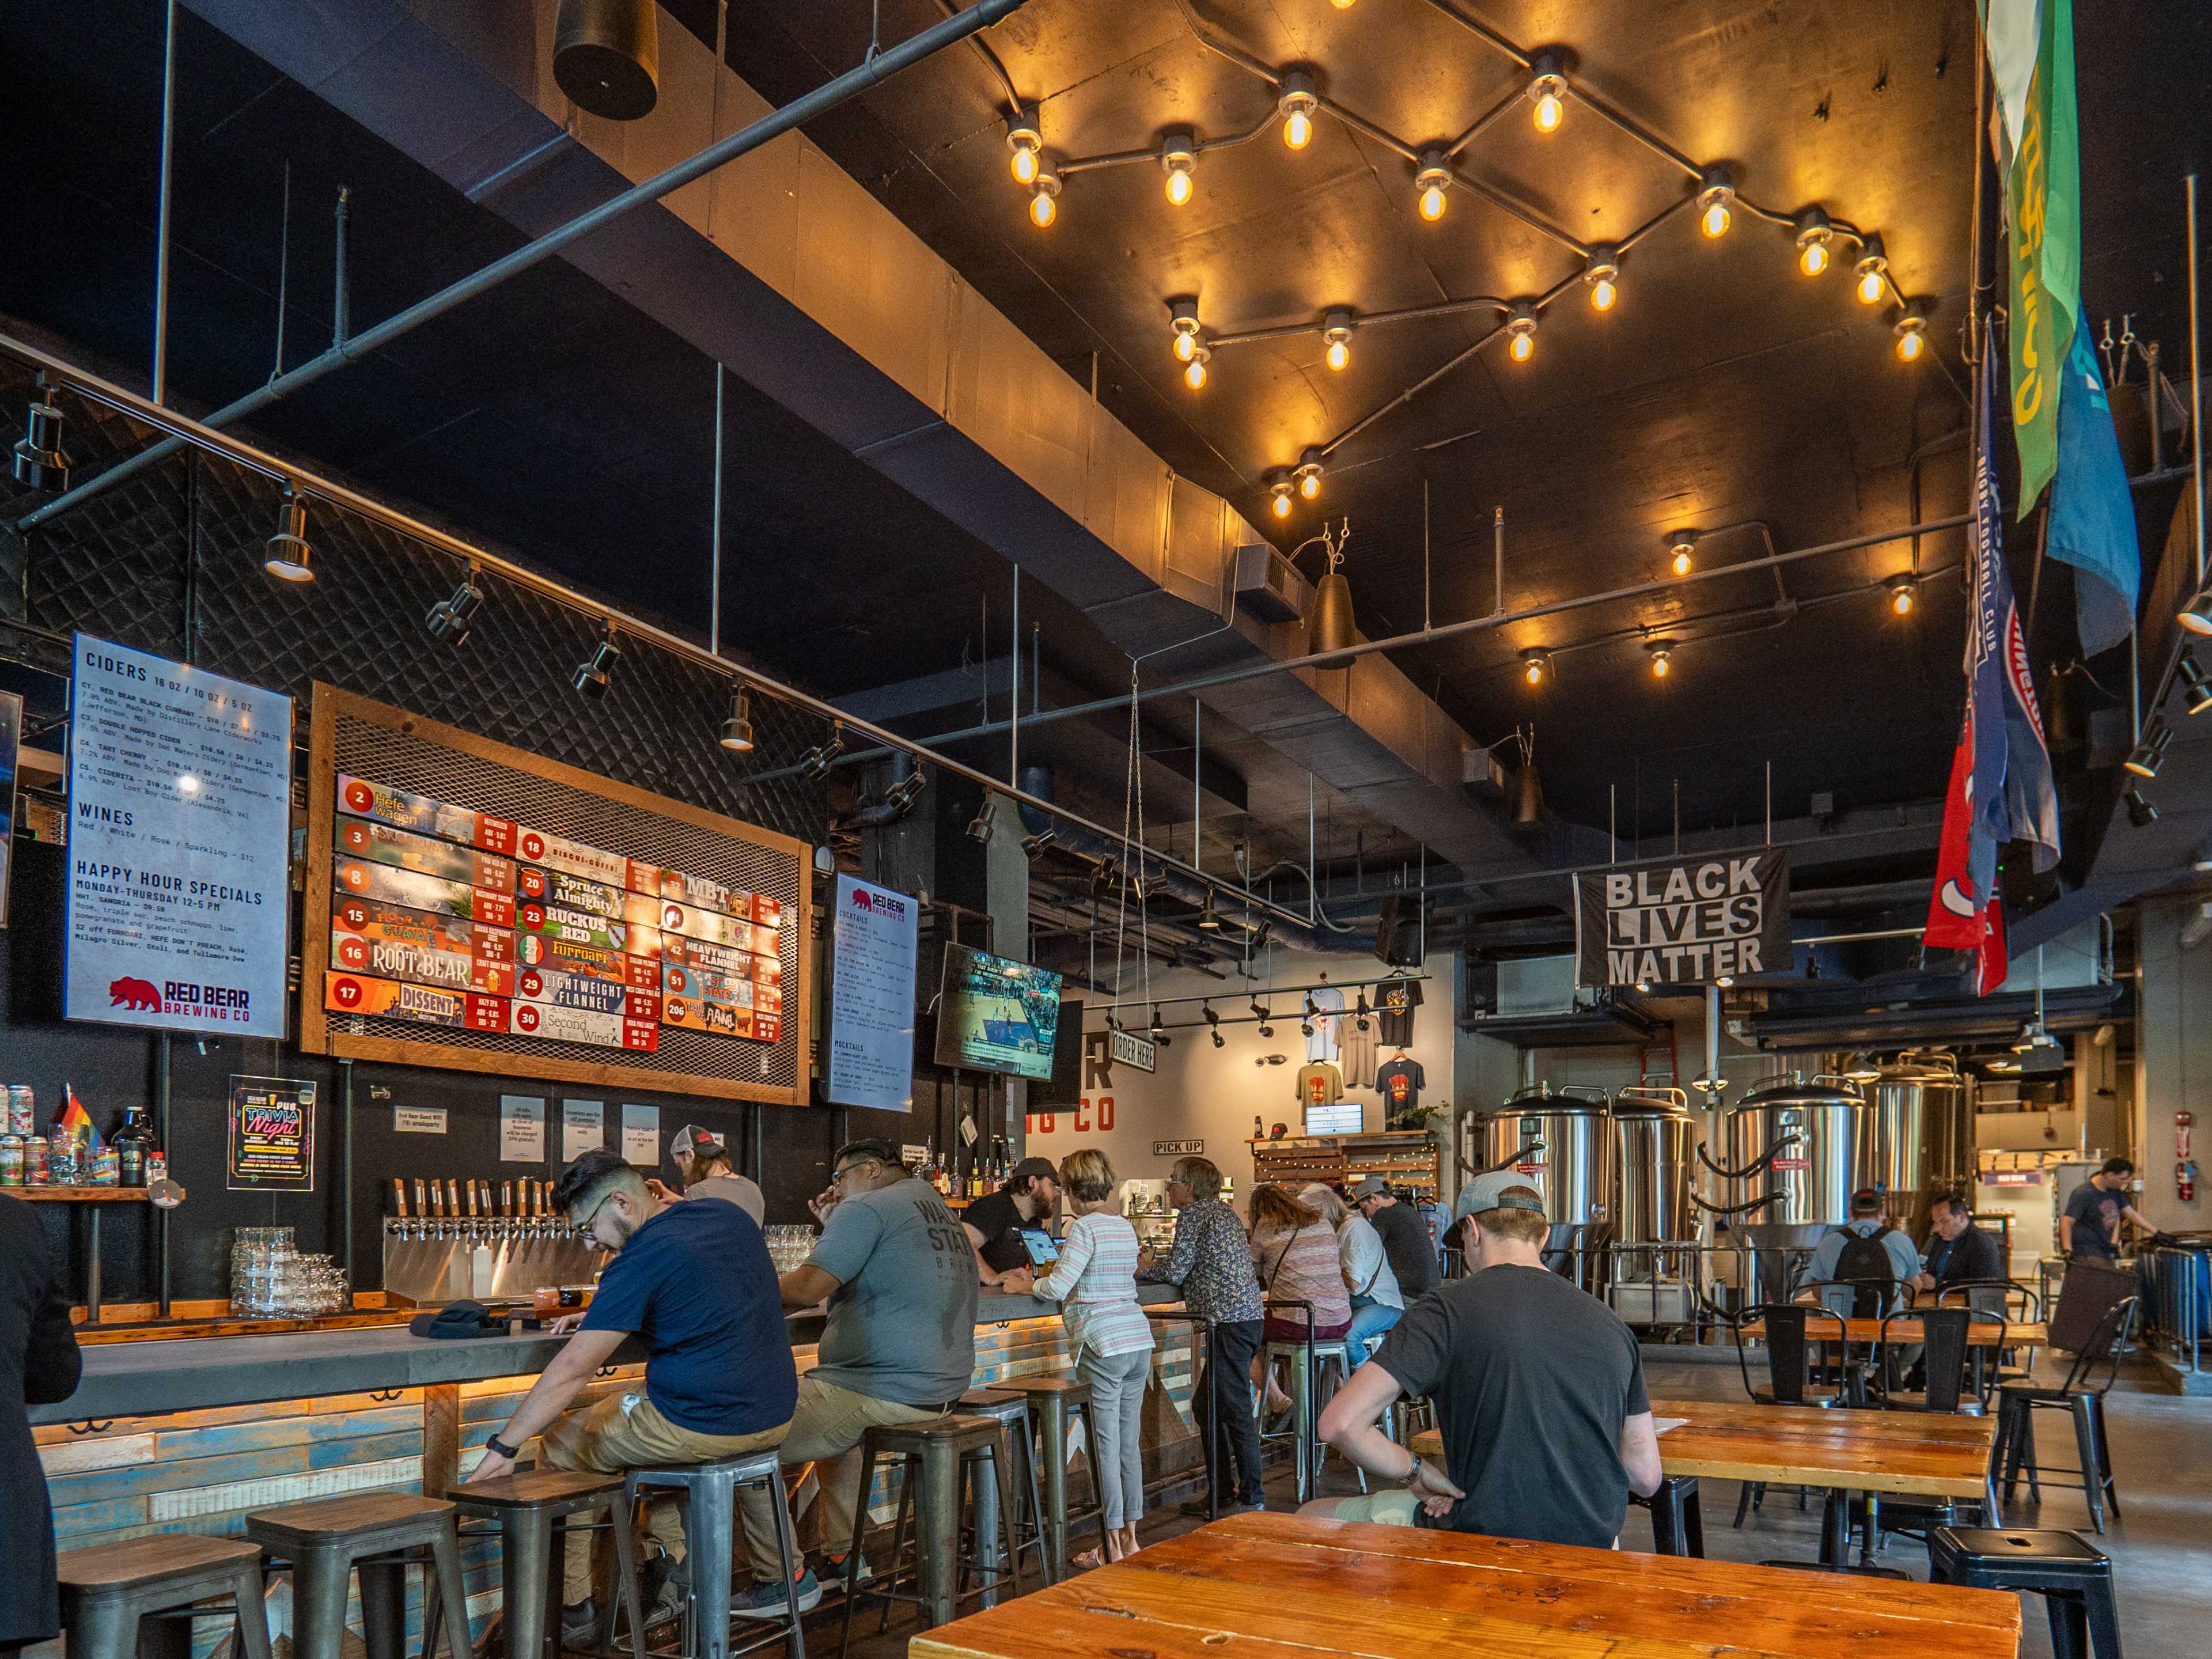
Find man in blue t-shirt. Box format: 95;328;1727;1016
469;1150;808;1628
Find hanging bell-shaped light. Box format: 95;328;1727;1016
554;0;660;120
1509;759;1544;825
1309;566;1356;665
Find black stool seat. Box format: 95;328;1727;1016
1628;1475;1705;1557
1930;1527;2119;1659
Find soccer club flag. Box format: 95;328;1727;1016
2047;315;2141;656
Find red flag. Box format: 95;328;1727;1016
1977;891;2009;997
1925;718;1984;950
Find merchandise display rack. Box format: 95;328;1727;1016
1248;1129;1440;1196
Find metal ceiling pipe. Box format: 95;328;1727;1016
16;0;1035;533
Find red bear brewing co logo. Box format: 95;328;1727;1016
109;975;161;1010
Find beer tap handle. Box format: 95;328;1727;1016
446;1179;461;1219
414;1178;429;1218
391;1178;407;1218
427;1181;442;1219
500;1181;513;1217
464;1180;478;1219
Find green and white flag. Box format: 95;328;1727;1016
1983;0;2080;514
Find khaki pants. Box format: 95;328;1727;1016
775;1375;949;1562
539;1392;793;1602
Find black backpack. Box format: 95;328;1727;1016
1831;1225;1899;1316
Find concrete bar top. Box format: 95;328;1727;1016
36;1283;1188;1425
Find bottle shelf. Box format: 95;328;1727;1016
12;1185;150;1203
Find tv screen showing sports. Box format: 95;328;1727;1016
933;944;1063;1079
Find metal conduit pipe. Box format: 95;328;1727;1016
17;0;1035;533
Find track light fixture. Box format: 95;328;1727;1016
1006;105;1042;184
2179;648;2212;715
1521;648;1549;687
263;488;316;582
2126;787;2159;827
882;766;929;816
1278;70;1318;149
1415;150;1452;222
1150;1006;1172;1048
1323;310;1354;371
1646;642;1673;679
1354;992;1370;1031
1161;129;1196;206
1268;477;1295;518
1202;1003;1222;1047
2179;585;2212;635
10;382;71;492
1696;168;1734;238
1886;573;1919;616
425;573;486;645
1183;343;1211;391
1854;236;1889;304
1252;999;1274;1038
1894;311;1927;362
964;803;994;843
1584;244;1620;312
1505;304;1537;362
1020;828;1056;859
1666;531;1696;578
2124;722;2173;779
572;625;620;698
718;688;755;753
1527;54;1566;134
1295;451;1325;501
1028;164;1061;228
1198;891;1222;930
1796;209;1833;276
797;722;844;781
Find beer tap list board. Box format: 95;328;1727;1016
301;688;811;1106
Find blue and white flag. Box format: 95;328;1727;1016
2047;316;2141;656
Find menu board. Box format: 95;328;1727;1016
826;875;918;1112
65;635;291;1037
321;770;785;1054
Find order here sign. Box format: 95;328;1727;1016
1573;850;1791;989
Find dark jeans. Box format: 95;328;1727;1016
1202;1317;1267;1505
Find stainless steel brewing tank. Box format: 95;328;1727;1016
1868;1054;1975;1228
1723;1075;1874;1252
1479;1086;1613;1228
1611;1086;1697;1244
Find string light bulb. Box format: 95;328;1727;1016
1696;168;1734;238
1160;130;1196;207
1521;649;1550;687
1796;209;1833;276
1666;531;1696;578
1528;55;1567;134
1168;298;1202;363
1584;244;1620;312
1028;165;1060;228
1323;310;1353;372
1296;451;1324;500
1183;343;1211;391
1415;150;1450;221
1854;236;1889;305
1505;304;1537;362
1646;642;1673;679
1005;106;1042;185
1887;573;1919;616
1268;477;1294;518
1894;310;1927;362
1278;70;1318;150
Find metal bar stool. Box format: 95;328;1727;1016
1140;1308;1217;1518
1630;1476;1707;1557
835;1415;1022;1654
986;1376;1104;1580
1930;1527;2121;1659
624;1446;808;1659
58;1535;275;1659
1260;1301;1356;1503
957;1390;1051;1590
246;1493;474;1659
426;1471;647;1659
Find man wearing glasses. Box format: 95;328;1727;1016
771;1138;979;1588
468;1148;808;1628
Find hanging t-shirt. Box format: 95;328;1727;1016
1376;978;1423;1046
1337;1019;1379;1092
1377;1056;1426;1120
1295;1060;1344;1108
1305;984;1346;1062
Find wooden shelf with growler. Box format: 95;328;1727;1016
1249;1128;1440;1198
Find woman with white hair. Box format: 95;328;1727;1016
1303;1182;1404;1363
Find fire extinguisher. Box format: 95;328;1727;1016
2179;1110;2196;1203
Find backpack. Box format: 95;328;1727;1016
1831;1225;1899;1317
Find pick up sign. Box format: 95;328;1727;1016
1573;850;1791;990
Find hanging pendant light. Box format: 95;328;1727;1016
554;0;660;120
1309;522;1356;666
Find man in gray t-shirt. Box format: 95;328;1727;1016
771;1139;978;1584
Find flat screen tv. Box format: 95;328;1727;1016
933;944;1064;1080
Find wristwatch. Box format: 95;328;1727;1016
484;1434;522;1461
1404;1453;1427;1486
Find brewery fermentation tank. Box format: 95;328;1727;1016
1611;1086;1696;1244
1721;1074;1873;1256
1868;1052;1975;1227
1480;1086;1613;1283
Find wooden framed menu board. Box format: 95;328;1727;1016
300;686;812;1106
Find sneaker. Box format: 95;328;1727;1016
820;1552;873;1586
731;1569;822;1620
645;1559;690;1629
560;1598;597;1641
1178;1495;1263;1518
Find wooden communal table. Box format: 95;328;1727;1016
909;1510;2021;1659
1415;1396;2000;1565
1738;1318;2048;1347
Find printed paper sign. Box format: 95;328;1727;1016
338;775;517;855
499;1094;546;1162
562;1100;605;1161
66;635;291;1037
324;971;512;1032
336;858;516;929
228;1074;315;1191
619;1103;659;1165
395;1107;448;1134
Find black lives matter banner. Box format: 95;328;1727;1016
1574;850;1791;989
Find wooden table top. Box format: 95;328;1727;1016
1738;1317;2048;1347
908;1510;2021;1659
1413;1395;1999;1499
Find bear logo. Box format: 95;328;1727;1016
109;976;162;1011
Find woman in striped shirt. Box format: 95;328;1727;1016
1248;1184;1353;1415
1033;1149;1156;1565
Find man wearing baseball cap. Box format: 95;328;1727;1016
1315;1169;1661;1547
1352;1176;1440;1302
651;1124;765;1225
962;1157;1061;1293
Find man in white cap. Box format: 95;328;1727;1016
649;1124;766;1225
1313;1168;1661;1547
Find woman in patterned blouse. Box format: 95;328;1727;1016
1033;1149;1156;1563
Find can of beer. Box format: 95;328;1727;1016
5;1085;31;1138
0;1134;23;1185
24;1135;50;1185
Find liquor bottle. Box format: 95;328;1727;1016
112;1104;153;1187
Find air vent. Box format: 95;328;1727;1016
1231;541;1304;624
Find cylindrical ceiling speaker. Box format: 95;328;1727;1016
1308;571;1357;666
555;0;660;121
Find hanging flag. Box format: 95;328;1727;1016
2047;315;2141;656
1924;714;1997;952
1979;0;2043;172
58;1083;100;1150
1978;890;2011;997
1988;0;2081;513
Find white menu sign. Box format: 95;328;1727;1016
499;1094;546;1162
826;875;918;1112
66;635;291;1037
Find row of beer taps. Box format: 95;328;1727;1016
385;1176;581;1240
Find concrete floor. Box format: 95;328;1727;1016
825;1350;2207;1659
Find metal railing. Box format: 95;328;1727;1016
2141;1246;2209;1373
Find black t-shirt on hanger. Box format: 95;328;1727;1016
1376;978;1423;1046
